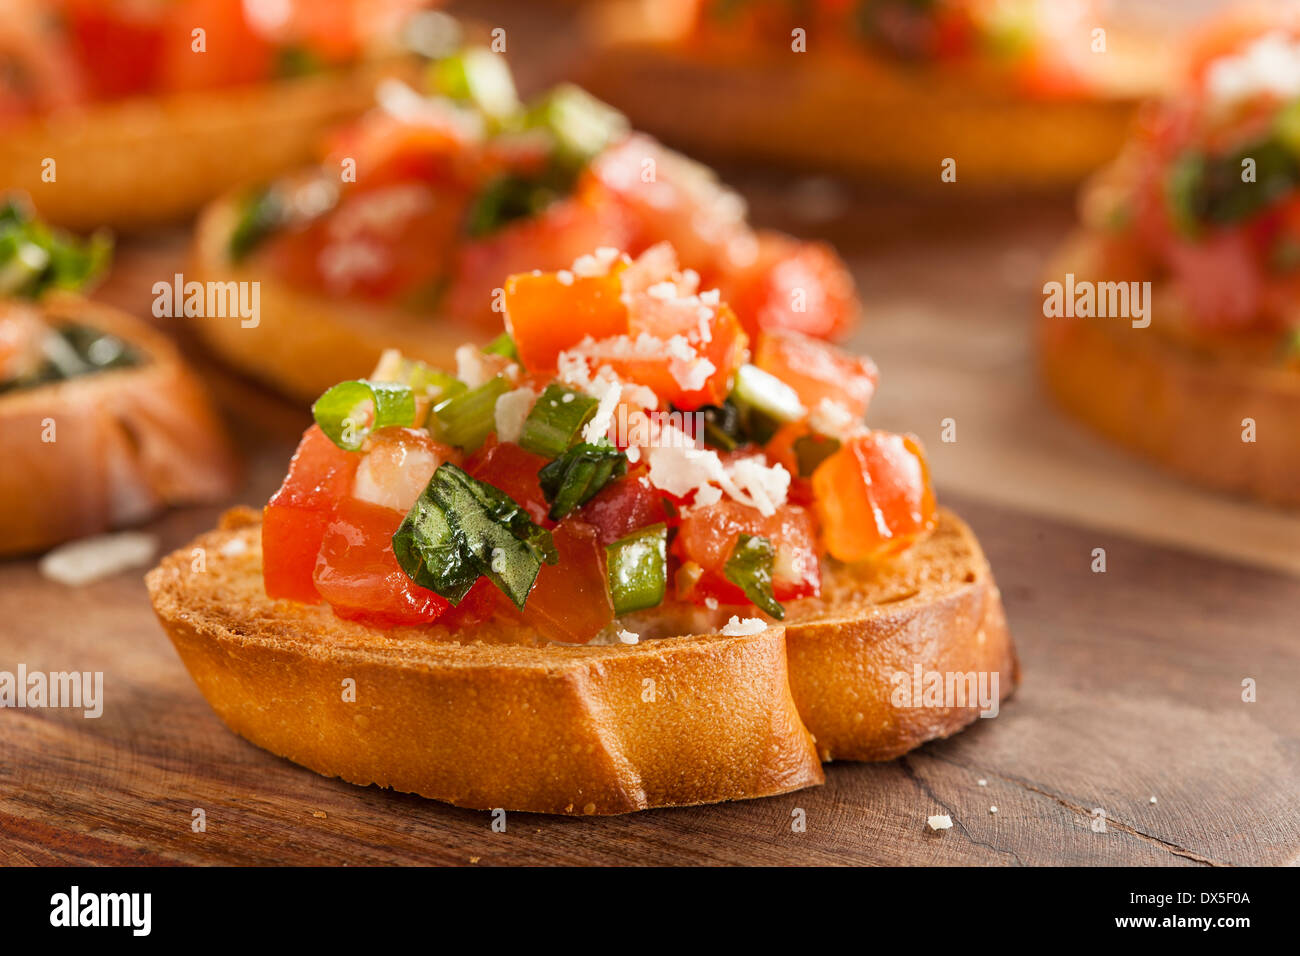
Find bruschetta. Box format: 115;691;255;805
147;244;1016;814
1041;12;1300;505
0;198;238;556
188;47;860;402
0;0;435;229
578;0;1173;186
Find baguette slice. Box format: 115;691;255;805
189;192;478;403
1;58;419;231
0;293;239;557
146;506;1016;814
578;1;1168;187
1040;233;1300;505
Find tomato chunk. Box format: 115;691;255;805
313;496;451;628
464;438;552;526
517;519;613;643
812;432;936;563
263;425;359;603
755;330;878;420
503;268;629;371
577;471;668;545
673;500;820;606
726;234;858;341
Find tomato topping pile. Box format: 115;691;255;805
261;245;934;640
2;0;428;118
230;49;858;341
1088;17;1300;339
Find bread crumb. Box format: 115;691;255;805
469;856;480;864
219;537;248;557
582;802;597;815
312;810;327;819
1150;796;1158;804
927;814;953;831
39;532;158;586
989;806;998;814
977;778;988;787
721;616;767;636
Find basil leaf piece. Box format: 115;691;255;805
393;463;557;610
228;186;289;262
536;440;627;521
0;198;111;299
723;534;785;620
793;433;841;478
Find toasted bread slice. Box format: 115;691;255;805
146;506;1015;814
578;2;1167;187
1040;233;1300;505
0;294;239;556
189;192;480;403
1;58;419;231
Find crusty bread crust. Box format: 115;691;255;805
577;2;1165;187
146;507;1016;813
0;294;239;556
1;58;419;231
1040;233;1300;505
189;194;480;403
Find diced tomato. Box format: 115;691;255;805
755;330;878;419
726;235;858;341
60;0;167;101
577;471;668;545
762;422;818;505
502;265;630;371
812;431;936;564
581;134;750;278
517;518;613;643
264;183;466;302
323;114;484;194
464;438;552;526
673;500;820;606
313;496;451;628
437;575;516;630
158;0;276;93
263;425;359;603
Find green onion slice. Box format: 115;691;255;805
393;463;557;609
0;198;111;299
312;380;416;451
732;364;805;423
723;534;785;620
482;332;519;361
605;523;668;616
430;374;509;451
525;84;628;170
518;384;600;457
429;48;520;122
537;440;627;521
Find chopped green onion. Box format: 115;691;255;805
518;384;600;457
537;440;627;520
372;351;465;402
228;186;288;262
606;523;667;616
526;84;628;170
482;331;519;361
793;433;841;478
724;534;784;620
429;48;520;123
312;380;416;451
465;173;565;238
393;463;557;609
0;198;111;299
430;374;509;451
732;364;805;423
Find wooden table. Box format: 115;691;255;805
2;180;1297;866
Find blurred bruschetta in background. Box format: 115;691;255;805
577;0;1175;187
189;47;860;402
0;0;438;229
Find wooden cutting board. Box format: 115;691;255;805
2;189;1298;866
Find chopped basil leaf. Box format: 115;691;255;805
228;186;288;262
312;380;416;451
393;463;557;609
0;323;143;394
698;401;743;451
1166;137;1300;235
518;383;600;457
537;440;627;520
0;198;111;299
430;374;508;451
606;523;668;616
724;533;784;620
464;172;568;238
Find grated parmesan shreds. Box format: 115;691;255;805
927;814;953;832
39;532;158;587
720;616;768;636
